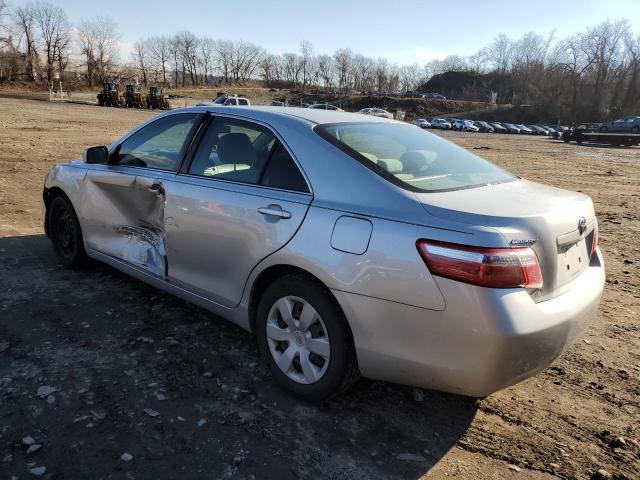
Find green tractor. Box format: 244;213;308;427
146;86;170;110
97;82;122;107
123;84;146;108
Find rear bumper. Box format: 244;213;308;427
333;248;605;397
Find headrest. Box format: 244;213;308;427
400;151;429;174
217;133;256;166
378;158;403;174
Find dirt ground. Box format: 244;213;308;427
0;97;638;480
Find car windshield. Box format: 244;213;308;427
315;122;515;192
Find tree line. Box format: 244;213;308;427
1;0;638;119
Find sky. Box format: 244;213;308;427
10;0;640;64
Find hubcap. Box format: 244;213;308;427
265;296;330;385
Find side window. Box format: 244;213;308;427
188;117;308;192
115;114;199;170
260;143;308;193
188;117;275;184
238;99;249;106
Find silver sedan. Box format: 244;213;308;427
43;106;605;401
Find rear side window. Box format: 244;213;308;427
260;143;308;192
315;122;514;192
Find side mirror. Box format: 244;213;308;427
83;146;109;164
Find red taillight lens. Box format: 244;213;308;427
416;240;543;289
590;221;599;258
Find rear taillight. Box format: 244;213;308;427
590;221;599;258
416;240;543;289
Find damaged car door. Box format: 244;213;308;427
162;115;312;307
81;113;202;277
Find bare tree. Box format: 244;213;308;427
299;40;313;91
0;0;9;47
77;15;120;87
33;1;70;81
374;57;388;92
176;31;199;85
148;36;170;85
333;48;353;93
316;53;334;88
132;40;150;86
14;3;38;80
198;37;215;85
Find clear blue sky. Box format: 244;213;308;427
13;0;640;63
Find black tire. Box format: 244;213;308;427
632;126;639;134
256;274;360;402
48;195;87;268
599;126;608;133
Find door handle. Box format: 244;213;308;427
148;182;165;195
258;205;292;219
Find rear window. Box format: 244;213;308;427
315;122;515;192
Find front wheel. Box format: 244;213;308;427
48;195;87;268
256;274;360;402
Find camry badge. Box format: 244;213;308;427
578;217;587;235
509;239;537;246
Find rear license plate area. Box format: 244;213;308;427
556;238;589;286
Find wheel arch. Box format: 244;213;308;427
43;186;70;236
247;264;355;349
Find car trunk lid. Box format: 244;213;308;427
415;179;597;299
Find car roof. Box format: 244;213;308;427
178;105;397;125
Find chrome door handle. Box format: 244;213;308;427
258;205;292;219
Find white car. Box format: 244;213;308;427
307;103;344;111
411;118;431;129
359;108;394;119
196;95;251;107
452;120;480;132
430;118;451;129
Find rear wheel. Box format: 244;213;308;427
48;195;87;268
256;274;360;402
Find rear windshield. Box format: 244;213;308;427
315;122;515;192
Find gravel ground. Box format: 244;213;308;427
0;97;638;480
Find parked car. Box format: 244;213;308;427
307;103;344;111
490;122;508;133
502;123;521;134
411;118;432;129
430;118;452;129
358;107;394;119
425;93;447;100
527;125;547;135
474;121;495;133
516;124;534;134
43;106;604;401
452;120;480;132
563;123;602;143
211;94;251;106
598;116;640;134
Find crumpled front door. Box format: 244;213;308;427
81;167;170;278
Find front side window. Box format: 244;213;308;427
316;122;515;192
115;114;199;170
188;117;308;192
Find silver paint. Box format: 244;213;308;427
43;106;606;397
